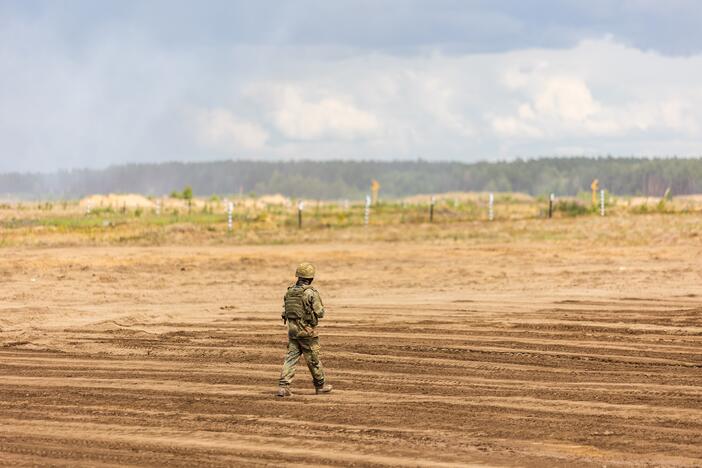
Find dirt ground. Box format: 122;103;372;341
1;215;701;467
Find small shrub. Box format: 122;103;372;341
87;207;114;216
170;186;193;200
632;202;670;215
555;200;590;217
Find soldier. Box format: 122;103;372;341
277;262;332;397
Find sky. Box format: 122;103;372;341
1;0;702;172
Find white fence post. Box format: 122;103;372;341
488;193;494;221
364;195;371;226
227;201;233;231
297;201;304;228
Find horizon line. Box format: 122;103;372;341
3;154;700;177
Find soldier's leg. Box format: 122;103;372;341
300;337;326;388
278;339;302;387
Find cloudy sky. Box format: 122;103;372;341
1;0;702;172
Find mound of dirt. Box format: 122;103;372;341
402;191;534;204
236;194;292;209
258;194;291;206
80;194;156;209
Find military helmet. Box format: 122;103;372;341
295;262;315;279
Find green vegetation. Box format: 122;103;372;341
631;202;671;215
554;200;591;217
169;185;194;200
0;193;699;248
2;157;702;199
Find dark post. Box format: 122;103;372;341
298;207;302;228
429;196;435;223
548;193;553;218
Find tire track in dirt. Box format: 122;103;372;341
1;237;701;466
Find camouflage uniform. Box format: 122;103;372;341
278;284;327;388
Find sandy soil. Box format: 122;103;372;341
1;217;701;466
79;194;156;210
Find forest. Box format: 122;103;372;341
1;157;700;199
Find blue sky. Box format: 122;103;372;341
1;0;702;172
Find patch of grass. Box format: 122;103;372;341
630;203;673;215
0;192;700;247
554;200;592;217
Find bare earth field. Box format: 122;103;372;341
1;215;701;467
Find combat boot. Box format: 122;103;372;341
315;384;333;395
276;387;292;397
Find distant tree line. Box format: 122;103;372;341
0;157;701;199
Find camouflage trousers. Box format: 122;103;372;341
278;337;326;388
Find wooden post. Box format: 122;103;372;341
591;179;599;206
429;196;435;223
548;193;554;218
371;180;380;205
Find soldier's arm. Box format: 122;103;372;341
308;289;325;319
281;294;287;323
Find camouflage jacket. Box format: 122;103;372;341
282;285;325;339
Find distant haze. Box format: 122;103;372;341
2;1;702;172
1;158;700;199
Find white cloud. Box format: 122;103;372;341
234;39;702;159
4;19;702;172
491;116;543;138
248;84;381;141
196;109;269;151
489;39;702;144
659;98;699;134
533;77;600;121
